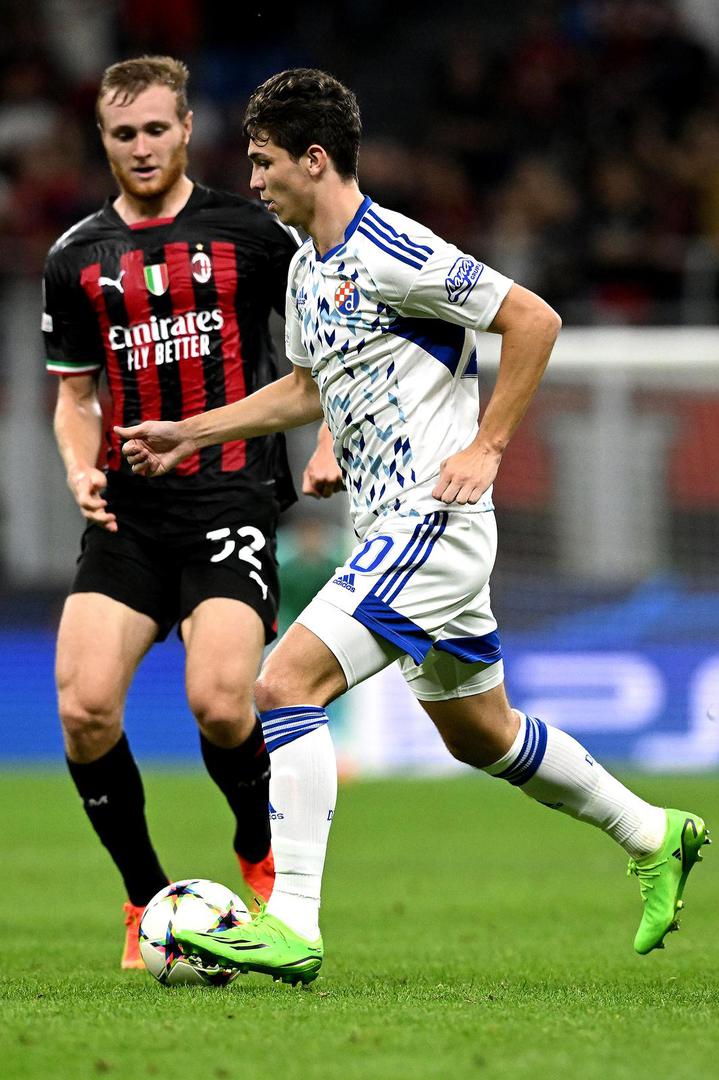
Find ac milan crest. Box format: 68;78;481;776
192;251;212;284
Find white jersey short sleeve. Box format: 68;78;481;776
285;240;313;367
284;197;513;536
364;219;512;331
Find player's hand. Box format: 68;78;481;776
432;442;502;505
68;466;118;532
302;436;344;499
114;420;197;478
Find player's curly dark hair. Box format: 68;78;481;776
243;69;362;180
96;56;190;125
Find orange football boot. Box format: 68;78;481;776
121;901;146;970
237;849;275;910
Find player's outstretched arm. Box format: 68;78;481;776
302;423;344;499
433;283;561;505
54;374;118;532
117;365;323;478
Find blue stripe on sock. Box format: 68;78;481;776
511;717;539;780
495;716;548;786
259;706;329;754
495;716;533;782
264;722;327;754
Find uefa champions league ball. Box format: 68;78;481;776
139;879;250;986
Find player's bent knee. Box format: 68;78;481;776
254;668;317;713
190;692;255;745
58;691;121;755
58;691;114;731
188;684;248;725
254;672;289;713
439;731;482;768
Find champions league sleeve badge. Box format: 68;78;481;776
334;279;361;316
445;257;484;305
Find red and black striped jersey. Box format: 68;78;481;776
43;183;297;514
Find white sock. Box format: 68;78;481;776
259;707;337;940
484;712;667;859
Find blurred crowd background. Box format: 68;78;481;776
2;0;719;320
1;0;718;768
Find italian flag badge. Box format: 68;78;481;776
144;263;169;296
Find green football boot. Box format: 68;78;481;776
176;909;323;986
628;808;710;955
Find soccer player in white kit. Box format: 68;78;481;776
118;68;709;985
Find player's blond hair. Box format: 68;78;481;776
96;56;190;125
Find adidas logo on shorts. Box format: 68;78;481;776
332;572;356;592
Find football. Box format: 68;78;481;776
139;879;250;986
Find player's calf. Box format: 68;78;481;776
481;711;709;952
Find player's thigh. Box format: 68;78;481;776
419;681;519;768
56;592;158;721
279;593;403;707
182;597;265;741
256;620;360;711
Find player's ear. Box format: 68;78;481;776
305;144;328;176
183;110;193;143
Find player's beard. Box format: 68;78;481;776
111;139;189;205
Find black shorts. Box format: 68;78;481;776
71;505;280;643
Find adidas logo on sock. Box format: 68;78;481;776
672;847;682;860
332;572;356;592
268;801;284;821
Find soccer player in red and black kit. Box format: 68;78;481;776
42;56;341;969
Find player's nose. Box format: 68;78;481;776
133;133;151;157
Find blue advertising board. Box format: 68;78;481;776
1;629;718;772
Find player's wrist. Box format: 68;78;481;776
472;433;506;456
177;416;204;450
317;423;333;449
67;462;92;487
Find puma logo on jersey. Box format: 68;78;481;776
98;269;126;293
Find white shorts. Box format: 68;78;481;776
296;509;504;701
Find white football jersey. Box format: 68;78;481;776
285;196;513;537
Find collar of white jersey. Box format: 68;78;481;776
314;194;371;264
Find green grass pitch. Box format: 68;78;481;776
1;768;717;1079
